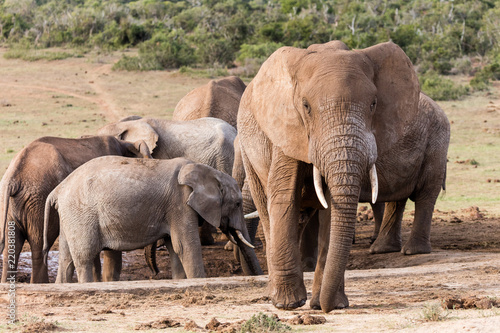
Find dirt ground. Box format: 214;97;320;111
0;50;499;332
2;207;500;332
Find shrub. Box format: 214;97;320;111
239;313;291;333
195;36;235;67
419;71;470;101
236;42;283;63
470;62;500;91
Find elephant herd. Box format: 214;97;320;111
0;41;450;313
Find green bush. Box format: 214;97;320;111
239;313;291;333
195;36;235;67
236;42;283;63
419;71;470;101
113;30;196;71
470;62;500;91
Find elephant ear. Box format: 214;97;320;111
122;140;152;159
357;42;420;156
178;163;222;228
98;119;158;153
244;47;311;163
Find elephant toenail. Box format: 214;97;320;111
275;303;284;308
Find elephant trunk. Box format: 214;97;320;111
310;105;375;312
320;169;361;312
229;226;263;276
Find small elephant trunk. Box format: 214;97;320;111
144;241;159;276
229;227;263;276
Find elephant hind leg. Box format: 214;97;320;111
27;239;49;283
1;223;25;283
55;231;75;283
75;258;96;283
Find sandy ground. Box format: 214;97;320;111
2;207;500;332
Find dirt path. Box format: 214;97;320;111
86;64;123;122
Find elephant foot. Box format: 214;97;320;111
401;238;431;255
310;290;349;312
369;235;402;254
224;241;234;251
270;279;307;310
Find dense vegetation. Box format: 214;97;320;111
1;0;500;100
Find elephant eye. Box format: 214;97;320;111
236;202;241;208
370;99;377;113
302;98;311;114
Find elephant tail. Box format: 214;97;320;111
144;241;159;276
43;191;57;266
0;181;18;255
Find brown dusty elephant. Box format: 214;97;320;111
366;93;449;254
237;41;450;313
172;76;246;128
0;136;151;283
42;157;262;283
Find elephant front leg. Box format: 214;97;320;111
165;237;186;279
370;200;406;254
402;197;434;255
170;215;206;279
266;151;307;309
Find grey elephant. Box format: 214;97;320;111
237;41;450;313
97;116;236;176
96;115;240;277
172;76;246;128
97;115;236;246
43;157;262;283
0;136;151;283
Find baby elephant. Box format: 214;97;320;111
43;157;262;283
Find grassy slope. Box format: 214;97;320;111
0;50;498;216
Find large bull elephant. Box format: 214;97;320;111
0;136;151;283
237;41;449;313
172;76;246;128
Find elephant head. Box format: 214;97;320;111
239;41;419;312
97;116;159;154
145;163;263;276
178;163;262;275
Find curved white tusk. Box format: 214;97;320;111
228;233;238;246
244;210;259;219
236;230;255;249
313;166;328;209
370;164;378;204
